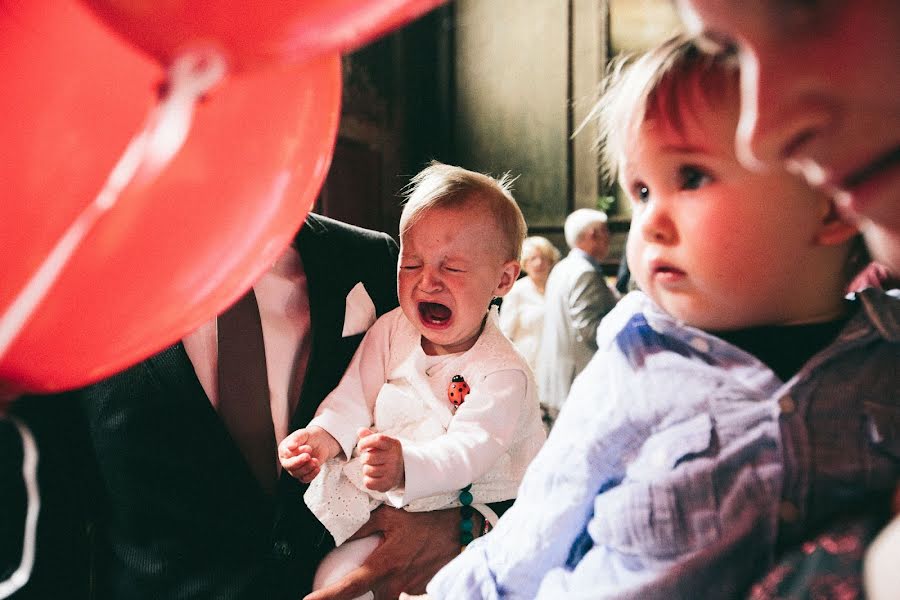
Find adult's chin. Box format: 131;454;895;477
860;220;900;274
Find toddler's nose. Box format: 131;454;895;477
418;267;443;292
637;199;676;246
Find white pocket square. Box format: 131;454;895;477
342;282;377;337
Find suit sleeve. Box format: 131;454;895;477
0;417;27;587
568;272;616;350
3;394;94;599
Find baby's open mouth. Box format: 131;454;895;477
418;302;452;324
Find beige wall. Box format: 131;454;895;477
609;0;681;53
450;0;679;266
571;0;609;215
453;1;609;230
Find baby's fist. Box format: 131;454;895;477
278;426;340;484
357;428;404;492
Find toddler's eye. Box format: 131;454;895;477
678;165;712;191
631;181;650;204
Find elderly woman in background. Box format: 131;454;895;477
499;236;560;372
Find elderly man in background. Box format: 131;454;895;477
537;209;619;427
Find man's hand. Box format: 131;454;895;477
303;506;460;600
357;428;404;492
278;425;340;483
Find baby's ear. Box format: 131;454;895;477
815;200;859;246
494;259;521;296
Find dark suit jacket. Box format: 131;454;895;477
6;214;399;600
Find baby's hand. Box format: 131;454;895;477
357;428;404;492
278;426;340;483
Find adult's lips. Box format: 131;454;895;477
843;146;900;189
825;145;900;223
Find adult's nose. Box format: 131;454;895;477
734;47;835;173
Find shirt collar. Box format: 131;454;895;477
571;247;602;271
848;287;900;342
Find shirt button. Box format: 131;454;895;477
273;540;293;559
778;395;796;415
779;501;799;523
654;449;668;468
689;337;710;353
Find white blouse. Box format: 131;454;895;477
498;276;545;372
306;307;546;545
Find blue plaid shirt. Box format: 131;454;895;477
428;289;900;599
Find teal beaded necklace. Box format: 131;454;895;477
459;484;475;549
448;375;477;549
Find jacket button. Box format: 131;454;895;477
273;540;293;559
779;501;799;523
778;395;796;415
689;337;710;353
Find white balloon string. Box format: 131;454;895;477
0;418;40;599
0;48;227;364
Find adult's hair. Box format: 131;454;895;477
591;34;738;187
400;161;527;262
564;209;608;249
520;236;562;271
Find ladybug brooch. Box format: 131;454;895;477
447;374;470;408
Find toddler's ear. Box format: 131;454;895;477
494;260;521;296
815;200;859;246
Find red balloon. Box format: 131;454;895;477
0;0;342;394
81;0;448;73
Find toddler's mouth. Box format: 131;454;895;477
418;302;452;325
654;265;684;275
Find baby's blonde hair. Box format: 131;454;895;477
591;34;738;187
400;161;527;262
